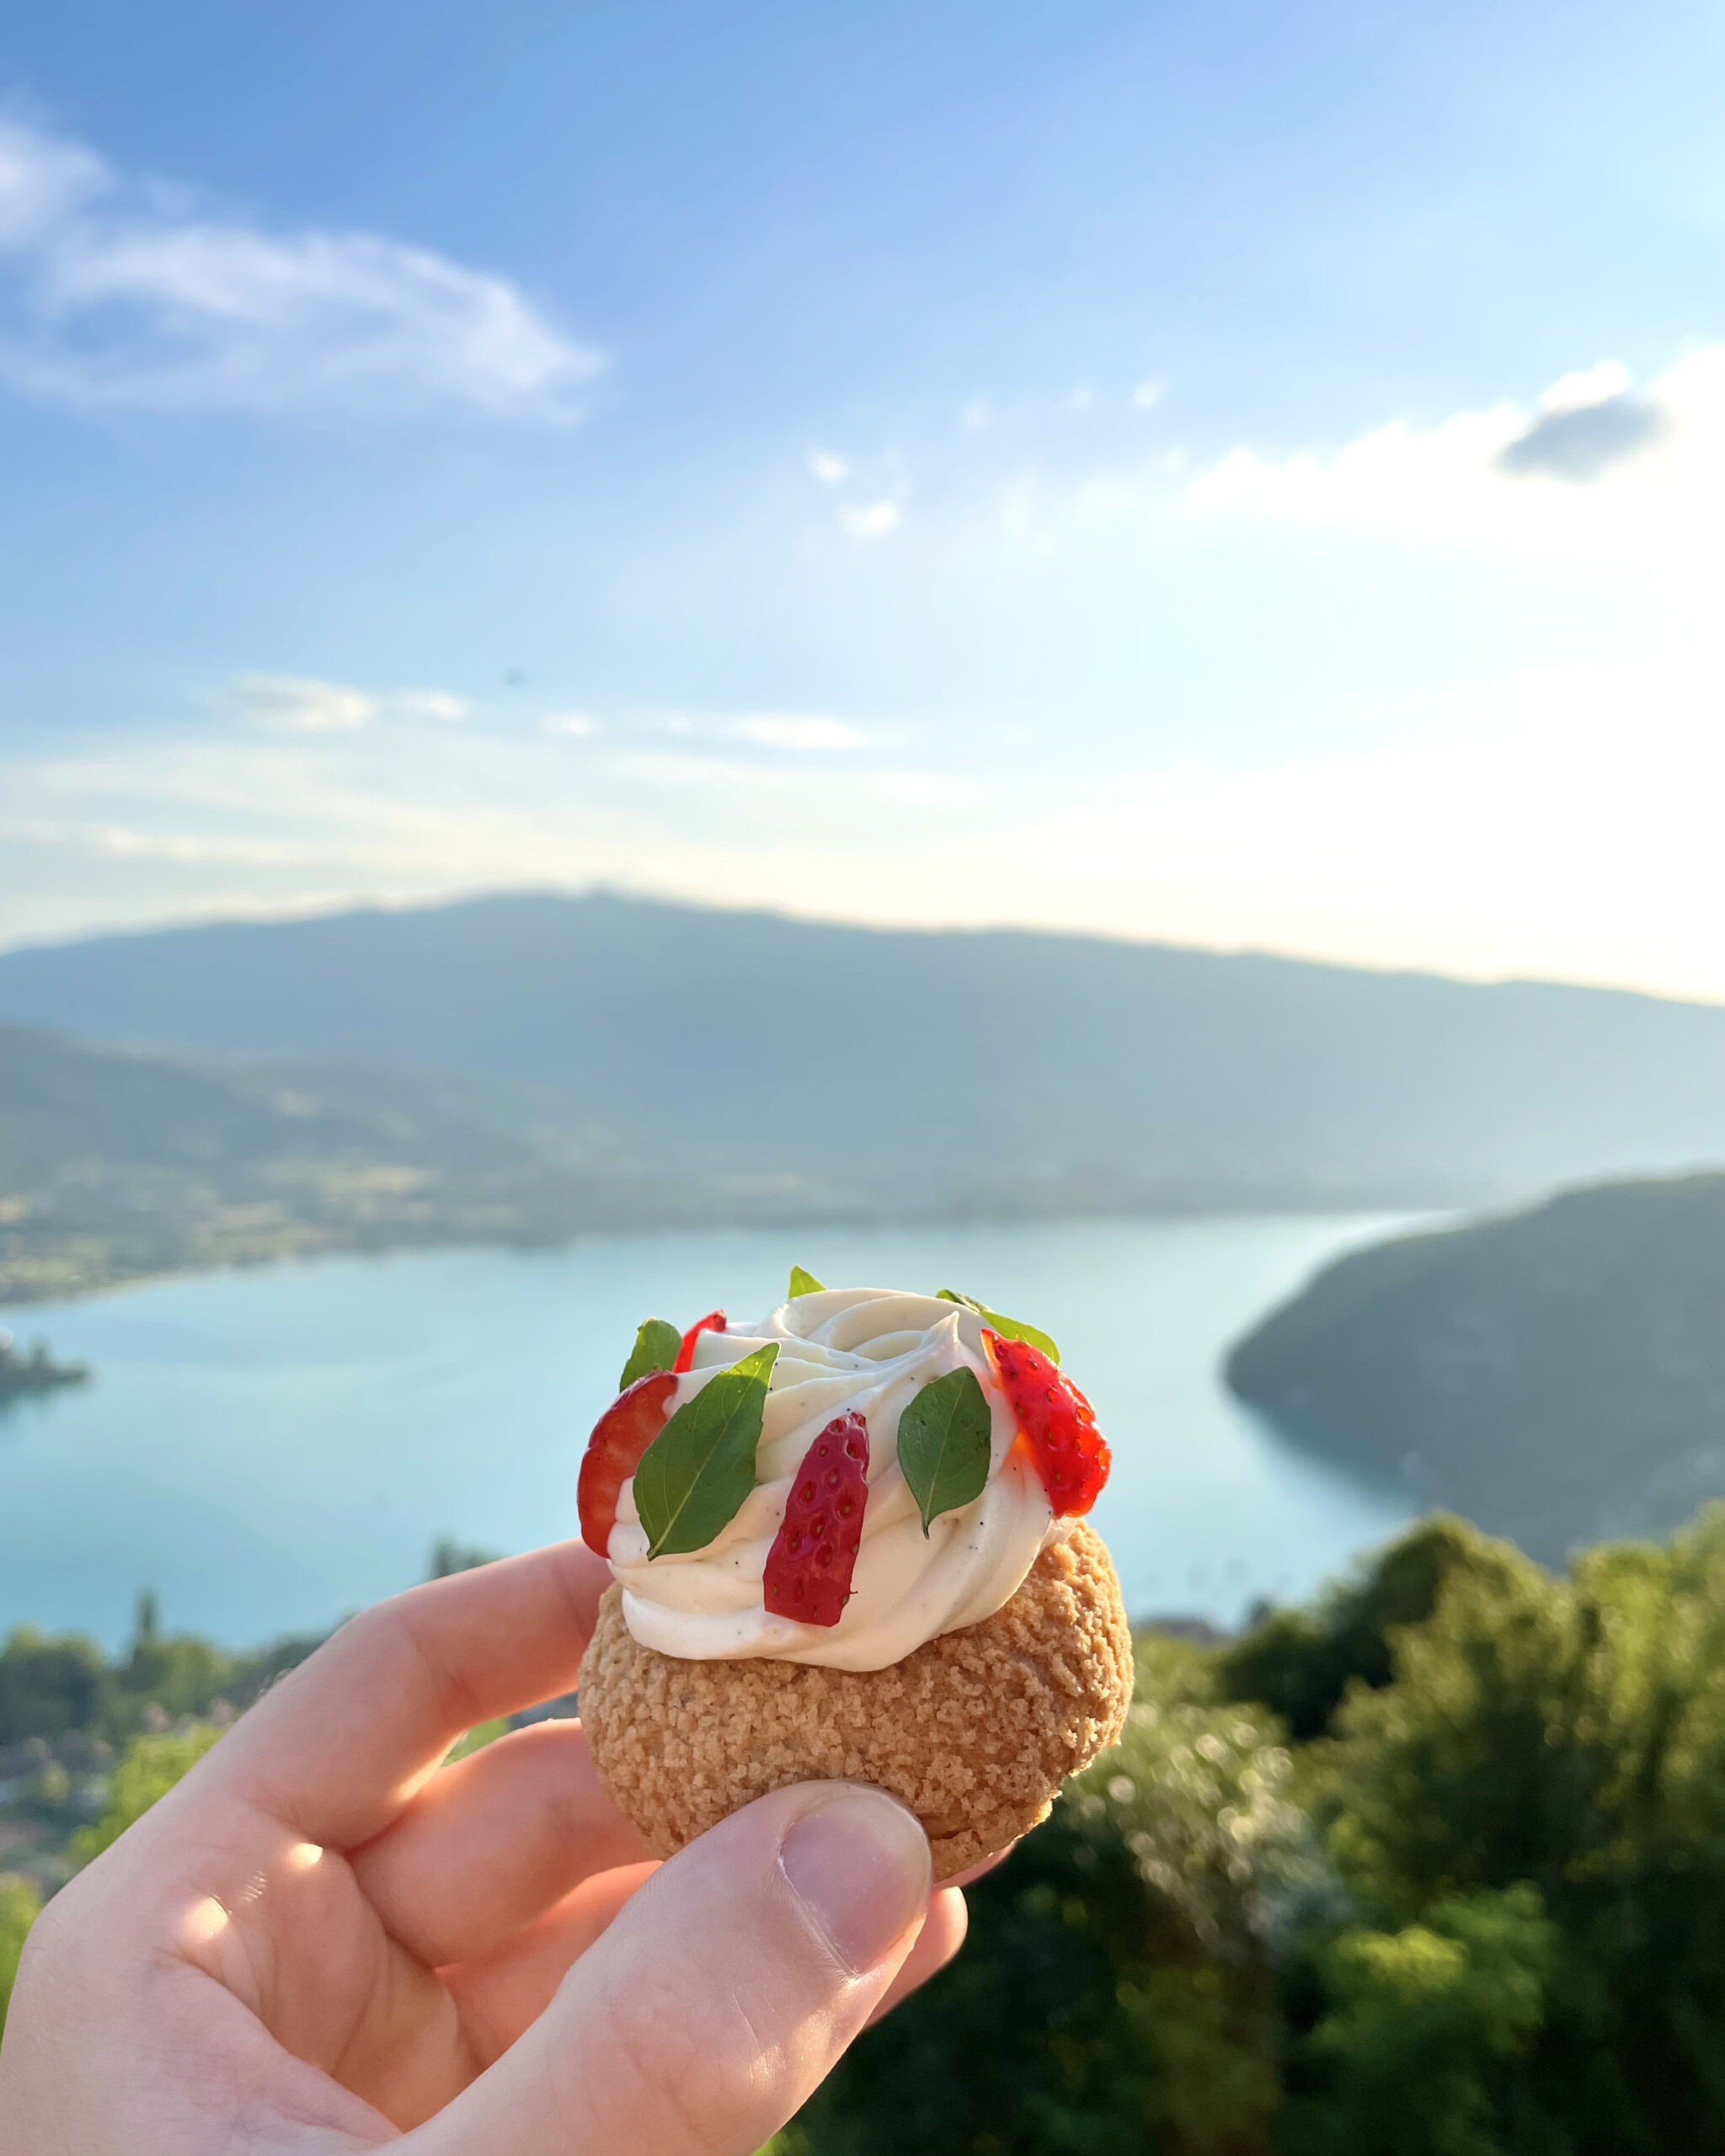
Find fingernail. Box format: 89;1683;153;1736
780;1786;932;1975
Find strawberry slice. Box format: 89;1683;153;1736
578;1369;677;1556
984;1329;1111;1518
674;1309;727;1372
763;1411;869;1626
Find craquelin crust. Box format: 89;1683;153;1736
578;1519;1135;1881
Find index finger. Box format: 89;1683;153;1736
210;1540;611;1848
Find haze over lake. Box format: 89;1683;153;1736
0;1217;1419;1652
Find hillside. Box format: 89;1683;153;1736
0;1023;816;1303
1225;1172;1725;1560
3;892;1725;1213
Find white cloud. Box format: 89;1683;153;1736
231;674;377;733
541;711;600;738
393;691;467;723
729;714;867;751
228;673;472;731
1131;377;1165;410
807;449;849;484
0;117;602;419
839;499;901;539
4;817;309;867
1540;360;1632;413
961;398;993;432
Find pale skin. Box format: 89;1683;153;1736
0;1541;978;2155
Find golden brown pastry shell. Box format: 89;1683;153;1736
578;1519;1134;1881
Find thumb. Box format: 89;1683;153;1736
407;1780;933;2156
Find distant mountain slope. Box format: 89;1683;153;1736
1225;1173;1725;1560
3;893;1724;1211
0;1022;807;1303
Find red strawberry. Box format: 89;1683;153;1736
578;1369;677;1556
984;1329;1111;1518
763;1411;870;1626
674;1309;727;1372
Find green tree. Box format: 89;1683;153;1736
1306;1504;1725;2153
71;1725;225;1866
1280;1886;1555;2156
0;1625;109;1744
0;1871;42;2040
1216;1518;1524;1741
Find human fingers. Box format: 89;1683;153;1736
350;1720;649;1968
209;1541;610;1847
866;1884;969;2025
441;1862;659;2066
403;1781;932;2156
440;1833;977;2060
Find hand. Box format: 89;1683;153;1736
0;1543;969;2153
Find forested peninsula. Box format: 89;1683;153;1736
1226;1171;1725;1561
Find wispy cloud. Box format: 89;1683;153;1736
541;711;600;738
729;714;867;751
839;499;901;539
231;675;377;732
807;449;849;484
390;690;467;723
0;117;602;419
229;674;467;731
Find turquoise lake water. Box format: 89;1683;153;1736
0;1218;1419;1652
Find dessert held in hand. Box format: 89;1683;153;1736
577;1273;1134;1878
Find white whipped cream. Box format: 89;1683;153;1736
607;1286;1067;1672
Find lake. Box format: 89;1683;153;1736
0;1218;1419;1652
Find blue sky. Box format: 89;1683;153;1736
2;0;1722;995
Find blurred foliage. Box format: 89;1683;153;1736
1213;1515;1524;1740
0;1597;323;1750
0;1628;109;1745
1279;1886;1556;2156
446;1717;512;1763
0;1871;41;2031
430;1539;502;1577
69;1724;225;1866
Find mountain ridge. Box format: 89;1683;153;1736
3;889;1724;1218
10;886;1722;1011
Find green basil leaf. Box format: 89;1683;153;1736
788;1264;826;1298
633;1342;780;1557
936;1288;1060;1364
897;1366;993;1535
618;1316;682;1391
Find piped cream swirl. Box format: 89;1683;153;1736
606;1286;1066;1672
